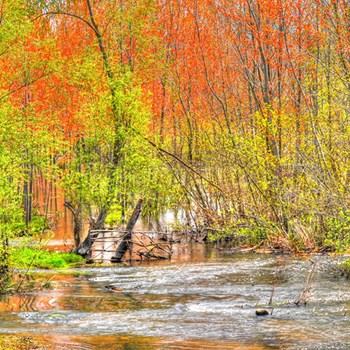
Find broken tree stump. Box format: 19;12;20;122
77;231;99;257
111;198;143;263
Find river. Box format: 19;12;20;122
0;245;349;349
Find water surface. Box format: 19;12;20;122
0;246;348;349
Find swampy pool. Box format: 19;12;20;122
0;245;349;349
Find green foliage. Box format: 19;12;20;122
207;222;269;246
26;216;49;236
324;211;350;252
105;204;123;227
241;226;268;246
338;259;350;278
4;0;350;274
0;0;32;52
60;66;148;217
59;55;180;231
0;147;25;281
10;247;84;269
29;216;47;234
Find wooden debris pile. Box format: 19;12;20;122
87;230;173;262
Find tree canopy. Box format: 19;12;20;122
1;0;350;278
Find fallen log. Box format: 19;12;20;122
111;198;143;263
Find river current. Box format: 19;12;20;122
0;245;349;349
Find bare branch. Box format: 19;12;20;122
32;11;99;36
0;72;52;102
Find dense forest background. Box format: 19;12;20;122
1;0;350;266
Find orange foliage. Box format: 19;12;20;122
1;0;346;149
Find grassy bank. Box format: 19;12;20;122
10;247;84;269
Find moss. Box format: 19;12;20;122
10;247;84;269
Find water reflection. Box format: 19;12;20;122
0;248;349;349
0;333;278;350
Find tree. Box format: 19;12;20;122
32;0;161;250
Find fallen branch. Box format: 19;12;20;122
295;261;317;306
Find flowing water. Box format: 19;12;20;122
0;245;349;349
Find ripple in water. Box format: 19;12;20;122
0;251;349;349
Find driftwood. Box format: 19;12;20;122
111;199;143;263
295;261;317;306
76;200;142;258
132;232;172;261
86;229;173;262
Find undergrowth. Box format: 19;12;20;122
10;247;84;269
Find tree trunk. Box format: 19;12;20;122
90;209;108;230
76;233;93;257
111;198;143;263
75;208;109;257
64;201;83;249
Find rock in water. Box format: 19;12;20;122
255;309;269;316
104;285;121;292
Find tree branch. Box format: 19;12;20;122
142;135;224;195
0;72;52;102
32;11;99;36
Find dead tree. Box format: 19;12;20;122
111;198;143;263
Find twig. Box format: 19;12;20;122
295;261;317;306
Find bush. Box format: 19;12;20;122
324;211;350;252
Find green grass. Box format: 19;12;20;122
10;247;84;269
